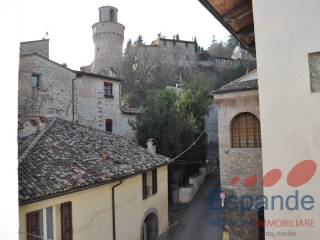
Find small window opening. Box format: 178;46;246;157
104;82;113;98
32;74;40;89
106;119;113;133
110;9;115;22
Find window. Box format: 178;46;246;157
231;112;261;148
186;54;190;61
110;9;115;22
163;40;167;46
104;82;113;98
26;207;54;240
61;202;72;240
106;119;113;133
142;169;157;200
173;41;176;47
185;42;189;48
308;51;320;92
32;74;40;89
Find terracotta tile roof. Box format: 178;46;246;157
18;118;170;205
213;79;258;94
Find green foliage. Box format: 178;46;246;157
133;86;208;163
208;34;239;58
226;35;239;49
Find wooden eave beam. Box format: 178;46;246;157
237;25;255;39
223;1;253;22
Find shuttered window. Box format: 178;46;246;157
26;207;55;240
152;169;157;195
61;202;73;240
142;169;158;200
26;211;41;240
142;172;147;200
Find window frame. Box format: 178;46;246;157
31;74;40;89
142;169;158;200
308;51;320;93
110;9;115;22
26;206;55;240
105;119;113;133
230;112;261;148
104;82;113;98
61;202;72;240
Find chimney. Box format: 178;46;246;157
101;149;108;161
146;139;156;154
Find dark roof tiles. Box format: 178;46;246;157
18;118;170;205
213;79;258;94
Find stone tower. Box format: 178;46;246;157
91;6;125;76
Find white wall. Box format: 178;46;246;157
253;0;320;239
19;166;169;240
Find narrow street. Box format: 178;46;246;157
168;174;223;240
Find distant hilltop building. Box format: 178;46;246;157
135;34;197;67
81;6;125;77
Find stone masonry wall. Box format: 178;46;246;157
214;90;263;240
74;76;135;139
20;39;49;58
18;54;75;121
18;54;136;139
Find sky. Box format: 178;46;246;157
19;0;230;70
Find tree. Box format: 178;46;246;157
121;37;181;106
210;35;218;47
133;78;209;165
133;89;182;158
226;35;239;49
135;35;144;45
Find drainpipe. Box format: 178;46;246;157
72;73;81;122
112;181;122;240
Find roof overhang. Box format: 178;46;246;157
199;0;255;54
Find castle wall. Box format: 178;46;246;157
150;39;197;67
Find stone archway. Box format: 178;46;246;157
141;209;159;240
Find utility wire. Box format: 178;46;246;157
19;232;44;239
171;128;207;161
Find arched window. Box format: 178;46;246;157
231;112;261;148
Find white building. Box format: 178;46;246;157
201;0;320;239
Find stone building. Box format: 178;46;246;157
213;69;263;240
18;39;138;139
82;6;125;77
135;35;197;68
18;118;170;240
206;105;219;174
